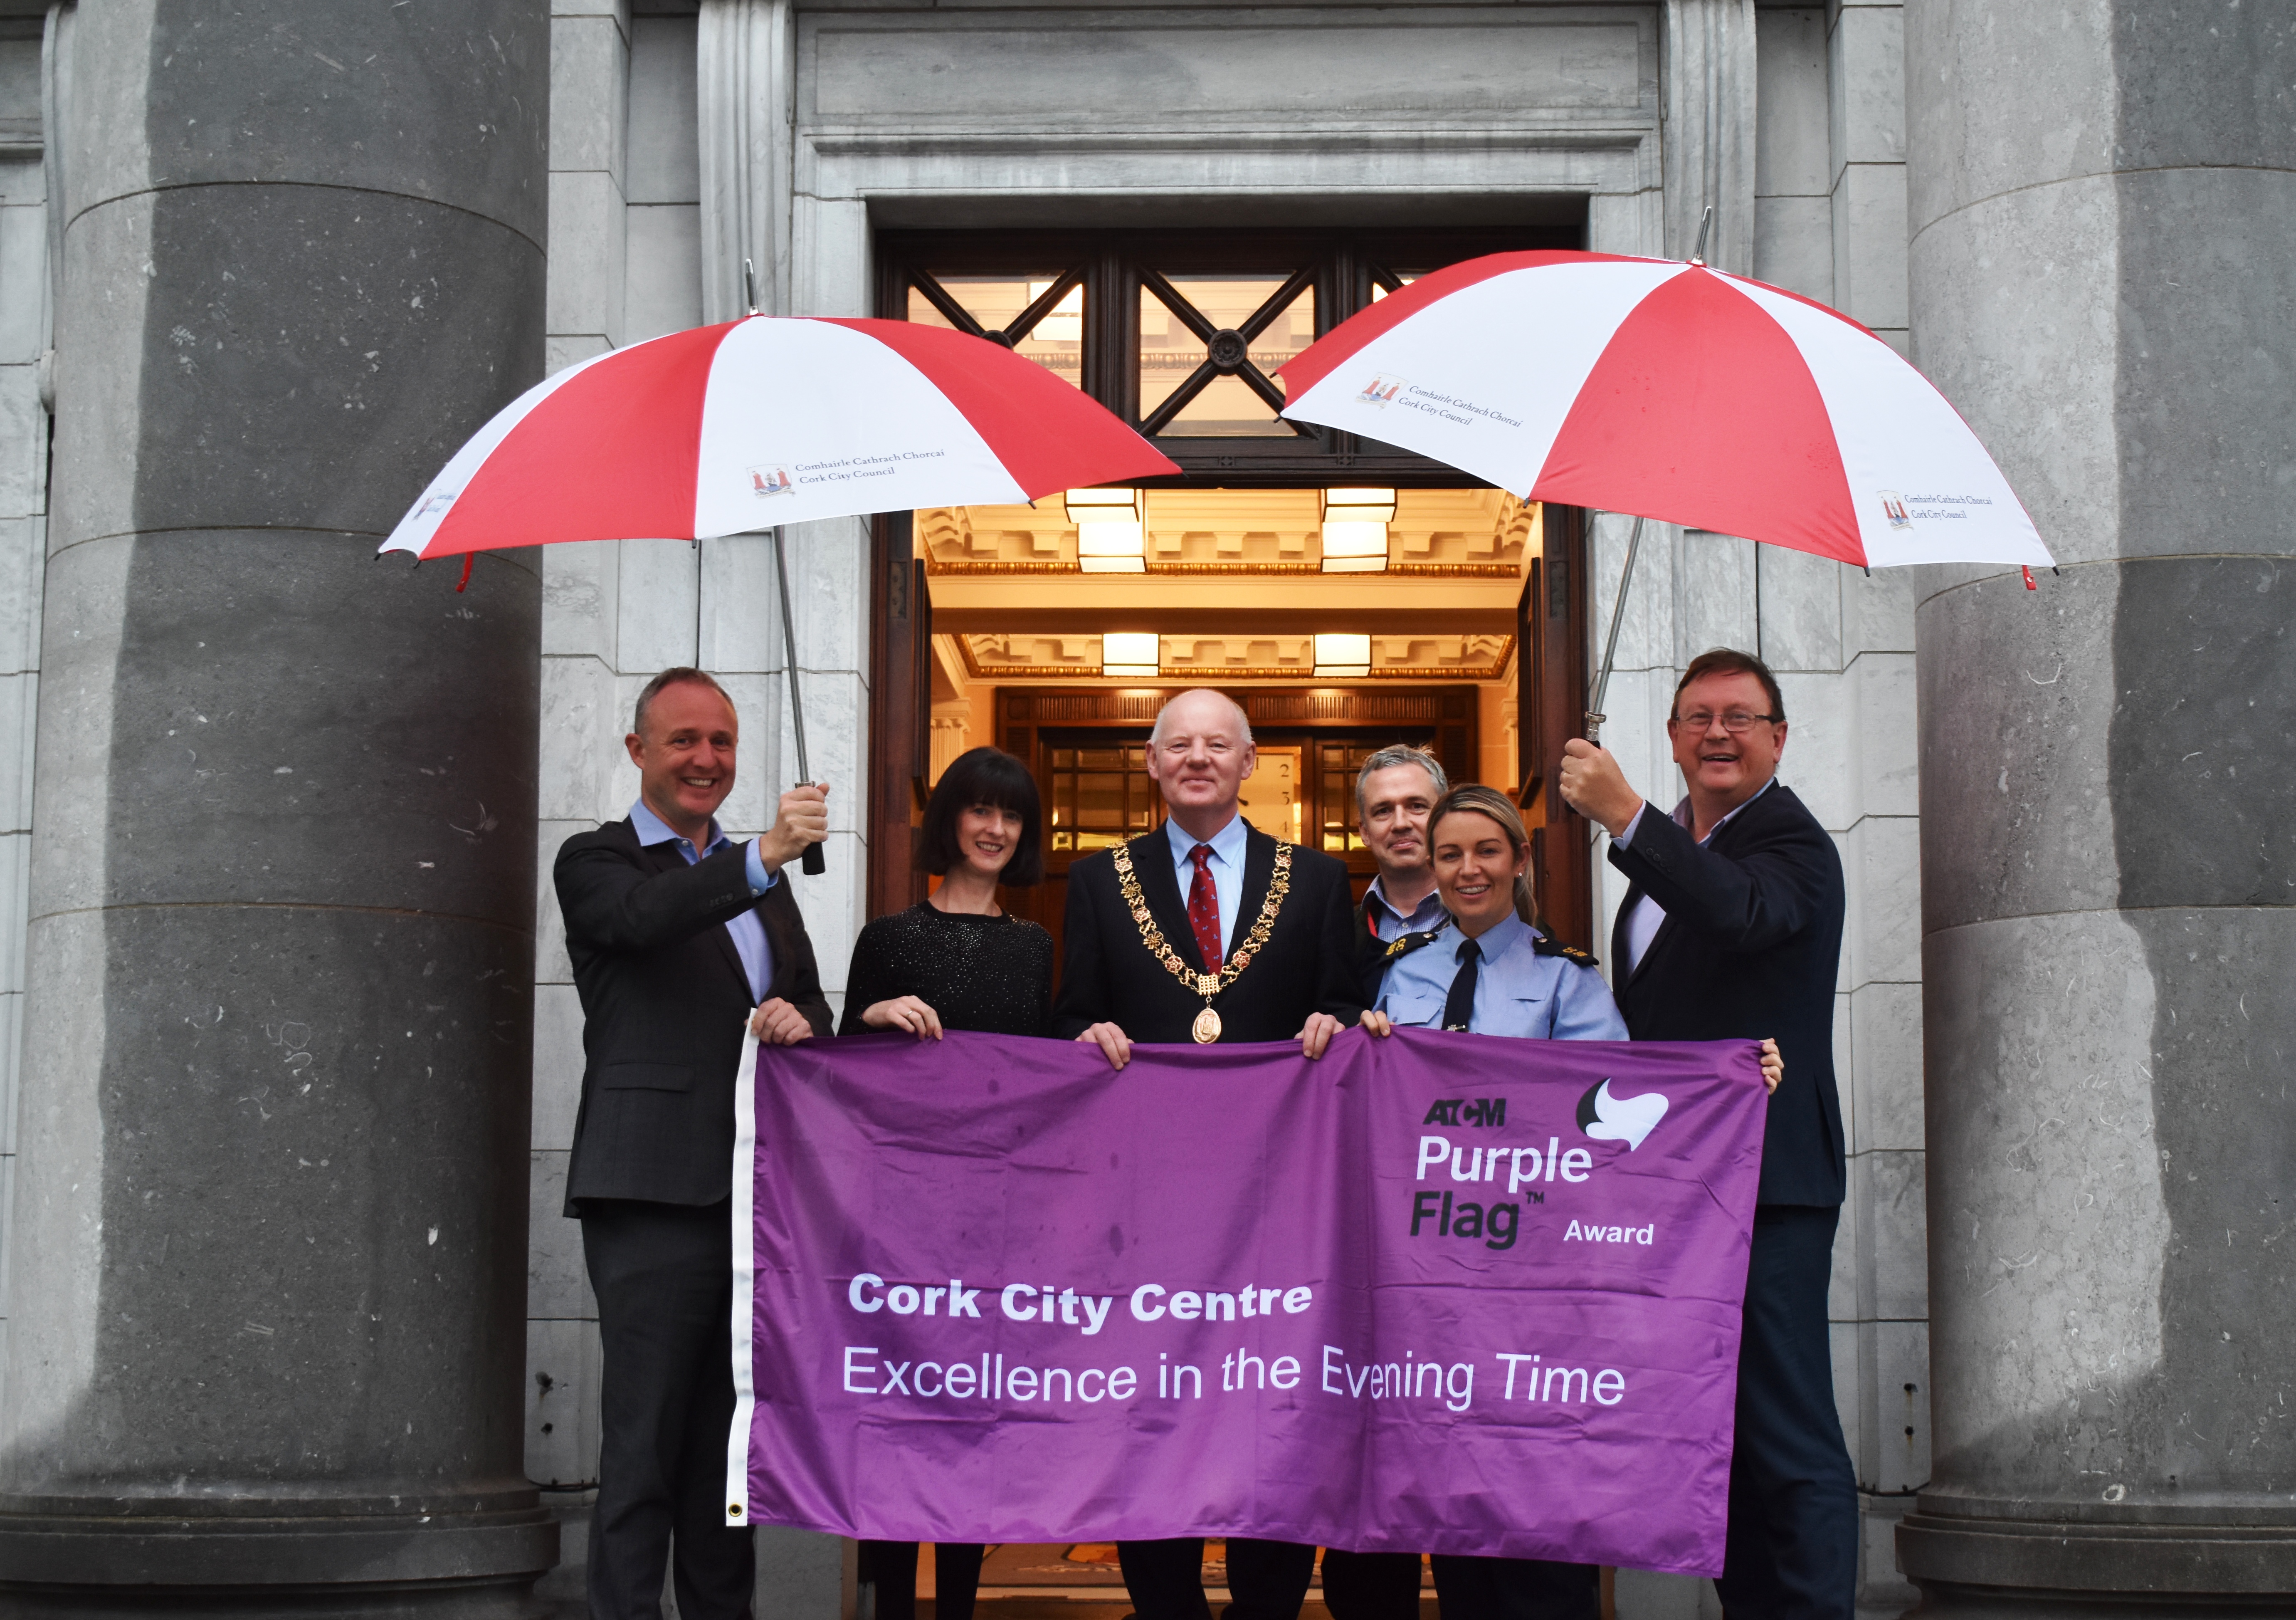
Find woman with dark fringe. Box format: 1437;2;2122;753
842;745;1054;1620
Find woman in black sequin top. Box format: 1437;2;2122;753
842;745;1052;1620
839;746;1052;1040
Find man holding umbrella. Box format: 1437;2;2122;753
1558;648;1856;1620
557;668;833;1620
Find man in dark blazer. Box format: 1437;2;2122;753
1052;687;1363;1620
556;666;832;1620
1559;647;1856;1620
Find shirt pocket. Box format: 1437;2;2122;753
1381;990;1446;1029
1507;993;1555;1038
598;1062;695;1093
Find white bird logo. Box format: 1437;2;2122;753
1577;1079;1669;1150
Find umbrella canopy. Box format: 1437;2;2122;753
1276;250;2050;571
381;314;1178;559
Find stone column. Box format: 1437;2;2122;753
1899;2;2296;1612
0;4;555;1613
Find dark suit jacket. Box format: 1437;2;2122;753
1350;889;1390;1007
1608;782;1846;1207
555;819;832;1213
1052;826;1366;1043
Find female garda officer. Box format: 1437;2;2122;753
1361;782;1780;1620
1364;782;1626;1046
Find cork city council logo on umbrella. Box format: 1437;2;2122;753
1577;1079;1669;1150
750;465;795;497
1358;373;1405;406
1878;490;1912;529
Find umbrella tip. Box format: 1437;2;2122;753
743;257;760;317
1689;204;1714;267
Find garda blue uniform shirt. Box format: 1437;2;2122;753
629;799;777;1003
1375;911;1628;1041
1162;810;1249;957
1363;873;1448;942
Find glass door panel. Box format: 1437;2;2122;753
906;275;1085;388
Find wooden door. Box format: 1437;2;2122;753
1520;505;1595;951
865;511;932;919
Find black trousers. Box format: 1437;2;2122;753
1429;1556;1595;1620
1716;1204;1858;1620
1116;1536;1316;1620
1319;1550;1422;1620
583;1200;755;1620
1320;1549;1591;1620
857;1539;985;1620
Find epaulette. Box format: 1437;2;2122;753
1383;928;1446;961
1533;936;1599;968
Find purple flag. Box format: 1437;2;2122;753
727;1027;1767;1576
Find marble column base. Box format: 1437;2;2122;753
1899;1495;2296;1616
0;1490;557;1617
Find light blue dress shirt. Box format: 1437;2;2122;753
1613;777;1775;975
1162;810;1249;958
629;799;777;1002
1375;912;1628;1041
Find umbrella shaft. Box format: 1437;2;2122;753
773;526;812;784
1584;513;1646;746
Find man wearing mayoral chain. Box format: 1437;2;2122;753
1051;686;1364;1620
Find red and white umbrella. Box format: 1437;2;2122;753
1277;250;2051;572
381;311;1176;878
381;314;1178;559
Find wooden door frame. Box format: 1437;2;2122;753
1519;504;1595;952
864;509;931;920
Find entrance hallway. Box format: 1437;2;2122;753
908;1541;1441;1620
902;486;1583;951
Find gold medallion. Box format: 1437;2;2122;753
1192;1006;1222;1044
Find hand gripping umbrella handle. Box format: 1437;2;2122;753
772;526;827;876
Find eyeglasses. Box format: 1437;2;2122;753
1671;710;1780;735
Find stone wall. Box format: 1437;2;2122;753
528;5;874;1610
1598;7;1924;1615
0;13;44;1430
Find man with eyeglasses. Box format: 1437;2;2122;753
1557;646;1856;1620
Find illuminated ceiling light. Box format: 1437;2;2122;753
1102;632;1160;678
1078;519;1145;574
1312;633;1372;678
1071;488;1146;572
1320;487;1398;523
1320;519;1390;574
1065;486;1141;522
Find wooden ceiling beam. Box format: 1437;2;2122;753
933;605;1511;636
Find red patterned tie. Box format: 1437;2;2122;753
1186;844;1224;970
